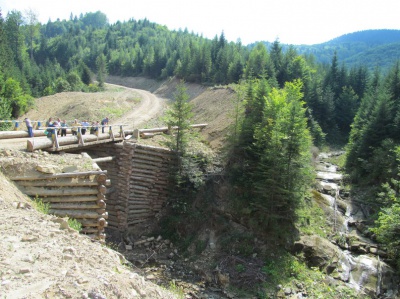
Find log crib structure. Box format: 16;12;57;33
10;169;109;241
81;142;175;232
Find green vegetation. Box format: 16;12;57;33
259;252;361;299
67;218;82;232
32;195;50;214
31;196;81;232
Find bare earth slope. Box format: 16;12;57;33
0;164;177;298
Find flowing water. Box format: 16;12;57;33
315;152;399;298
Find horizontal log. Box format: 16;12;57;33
131;153;164;162
132;160;162;168
0;129;74;139
17;179;104;187
96;199;106;208
98;185;107;194
50;210;108;219
127;219;146;225
128;209;152;214
81;227;105;234
137;124;207;135
92;156;115;163
132;165;161;172
140;132;155;139
133;148;176;157
11;170;107;181
96;173;107;183
128;205;152;209
27;133;113;152
24;186;98;197
49;203;103;210
79;218;108;227
98;218;107;227
41;196;98;203
133;143;172;154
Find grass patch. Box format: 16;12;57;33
296;191;330;238
167;280;185;299
32;196;50;214
68;218;82;232
100;106;125;118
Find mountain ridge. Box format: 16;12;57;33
258;29;400;71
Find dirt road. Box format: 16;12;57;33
109;84;166;129
0;84;166;151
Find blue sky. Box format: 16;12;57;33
1;0;399;45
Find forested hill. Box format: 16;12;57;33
294;29;400;71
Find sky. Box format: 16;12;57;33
0;0;399;45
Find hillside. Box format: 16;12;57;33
295;29;400;71
257;29;400;71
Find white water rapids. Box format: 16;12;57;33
315;152;399;298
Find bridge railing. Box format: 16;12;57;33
26;124;127;152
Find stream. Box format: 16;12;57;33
314;152;399;298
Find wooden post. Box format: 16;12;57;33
78;127;84;146
120;125;125;139
53;130;59;149
109;125;115;141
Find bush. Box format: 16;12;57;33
55;77;71;93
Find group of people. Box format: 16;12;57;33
24;117;109;138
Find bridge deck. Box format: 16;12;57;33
45;136;124;152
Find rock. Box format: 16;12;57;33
369;247;378;254
292;235;342;269
21;235;38;242
284;287;292;295
36;164;59;174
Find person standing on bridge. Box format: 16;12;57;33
60;120;67;137
81;120;89;135
101;117;108;133
71;119;80;136
24;118;34;137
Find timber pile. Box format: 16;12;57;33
109;142;175;231
11;170;109;241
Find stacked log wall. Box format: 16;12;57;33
127;143;175;227
72;142;175;232
82;143;125;231
11;171;109;241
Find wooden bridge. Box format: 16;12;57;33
0;123;207;152
27;125;126;152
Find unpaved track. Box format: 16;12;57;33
109;84;165;129
0;84;165;151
